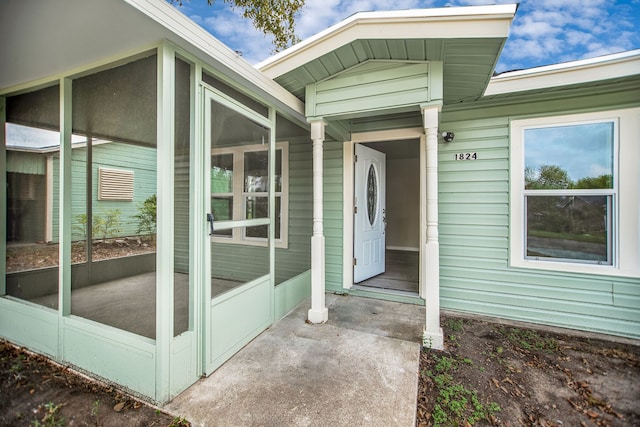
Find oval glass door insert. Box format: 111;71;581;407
367;164;377;226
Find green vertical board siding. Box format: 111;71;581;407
6;151;46;174
439;87;640;339
50;143;157;243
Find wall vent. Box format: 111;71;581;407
98;167;134;201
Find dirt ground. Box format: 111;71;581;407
0;340;184;427
416;314;640;427
5;239;155;273
2;316;638;427
3;247;639;427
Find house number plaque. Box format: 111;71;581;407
454;153;478;160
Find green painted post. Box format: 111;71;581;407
156;43;176;403
59;79;72;318
0;97;6;295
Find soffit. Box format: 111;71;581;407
0;0;306;126
259;5;516;109
275;37;506;105
466;75;640;106
485;49;640;96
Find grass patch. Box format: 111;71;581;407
32;402;66;427
445;318;464;332
499;327;558;352
424;354;500;426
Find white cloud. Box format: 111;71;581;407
493;0;640;71
169;0;639;70
196;7;274;63
513;18;562;39
297;0;422;40
564;30;594;48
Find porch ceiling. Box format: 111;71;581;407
0;0;306;127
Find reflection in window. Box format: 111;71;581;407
273;113;311;286
211;227;270;298
524;122;614;190
4;85;60;309
174;56;191;337
211;154;234;237
526;195;610;262
523;121;615;265
210;144;286;244
208;98;273;298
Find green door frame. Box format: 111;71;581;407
201;86;276;375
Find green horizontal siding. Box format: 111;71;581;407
315;76;640;339
308;61;432;119
275;137;312;284
174;152;190;274
323;141;343;293
439;95;640;339
211;136;313;286
52;142;157;243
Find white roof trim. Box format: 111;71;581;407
485;49;640;96
257;4;518;78
126;0;305;118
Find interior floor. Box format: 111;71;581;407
357;249;419;294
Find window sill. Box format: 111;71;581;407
509;257;638;278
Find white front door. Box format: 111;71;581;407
354;144;386;283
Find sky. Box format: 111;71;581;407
525;122;614;182
169;0;640;73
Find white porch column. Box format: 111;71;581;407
308;119;329;323
422;106;444;350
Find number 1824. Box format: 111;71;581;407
455;153;477;160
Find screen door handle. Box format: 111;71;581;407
206;213;214;236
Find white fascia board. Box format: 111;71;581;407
257;4;517;78
485;49;640;96
126;0;305;121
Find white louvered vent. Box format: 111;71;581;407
98;167;134;201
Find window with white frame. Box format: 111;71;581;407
510;108;640;277
211;142;288;247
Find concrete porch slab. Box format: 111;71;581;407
164;294;423;426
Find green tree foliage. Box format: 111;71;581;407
525;164;571;189
574;174;613;189
170;0;304;51
73;210;122;242
135;194;157;238
525;165;610;244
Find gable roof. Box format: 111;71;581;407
258;5;517;105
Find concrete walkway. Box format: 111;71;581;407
165;294;424;427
